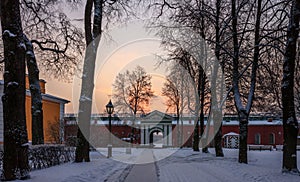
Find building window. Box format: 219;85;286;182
254;133;261;145
269;133;275;145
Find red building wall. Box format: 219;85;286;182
65;121;287;148
222;125;283;146
65;123;141;147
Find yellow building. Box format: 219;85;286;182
0;78;69;144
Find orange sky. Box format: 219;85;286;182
45;21;171;114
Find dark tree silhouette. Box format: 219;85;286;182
1;0;30;180
281;0;300;174
75;0;134;162
113;66;154;144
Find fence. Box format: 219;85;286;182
0;145;75;172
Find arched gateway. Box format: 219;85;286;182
140;110;173;147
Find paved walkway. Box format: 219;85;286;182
123;149;158;182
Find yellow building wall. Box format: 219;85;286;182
26;95;61;143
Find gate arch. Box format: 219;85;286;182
149;127;164;146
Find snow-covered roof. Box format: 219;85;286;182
42;93;70;104
65;110;300;126
223;132;239;137
65;117;286;126
222;120;283;126
171;120;198;125
26;90;70;104
0;80;69;104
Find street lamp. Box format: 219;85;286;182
106;99;114;158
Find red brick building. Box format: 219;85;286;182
64;111;299;148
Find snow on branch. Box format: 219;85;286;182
3;30;17;38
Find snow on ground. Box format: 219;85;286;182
18;151;128;182
155;148;300;182
19;148;300;182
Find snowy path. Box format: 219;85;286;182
123;149;158;182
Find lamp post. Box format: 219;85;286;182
106;99;114;158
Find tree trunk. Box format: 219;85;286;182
193;65;204;152
281;0;300;173
238;110;248;163
198;0;208;153
213;0;224;157
193;120;200;151
176;108;180;147
1;0;30;180
200;69;208;153
24;35;44;145
180;116;184;148
214;124;224;157
193;72;200;151
231;0;251;164
202;108;211;153
75;0;103;162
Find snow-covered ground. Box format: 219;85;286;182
21;148;300;181
156;148;300;182
19;152;128;182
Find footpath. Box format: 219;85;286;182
123;149;158;182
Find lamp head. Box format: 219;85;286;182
106;99;114;115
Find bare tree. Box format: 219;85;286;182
162;74;180;115
226;0;289;164
23;0;84;145
24;34;44;145
1;0;86;145
281;0;300;174
75;0;102;163
22;2;84;144
149;0;293;163
113;66;154;115
1;0;30;180
148;0;224;154
20;0;85;79
75;0;134;162
173;49;200;151
162;64;189;147
113;66;154;143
